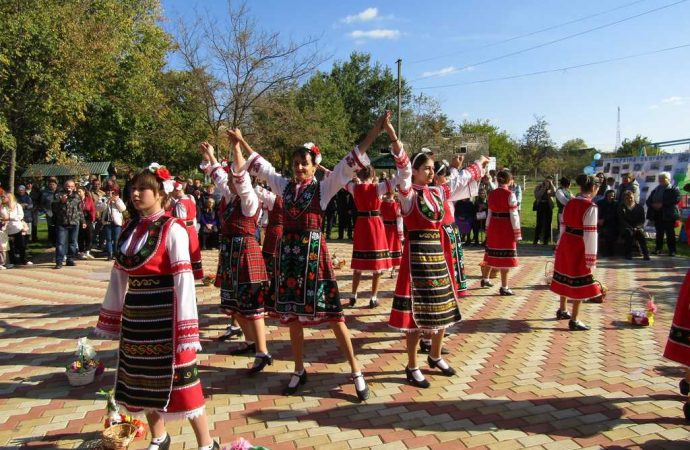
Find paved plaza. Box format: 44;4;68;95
1;243;690;449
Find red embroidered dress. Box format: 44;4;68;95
172;195;203;280
95;210;204;419
550;195;601;299
388;149;462;332
664;270;690;366
246;146;369;325
256;186;283;314
380;199;403;267
483;186;522;269
204;164;268;320
347;181;392;271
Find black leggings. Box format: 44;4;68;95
8;232;27;264
78;222;93;253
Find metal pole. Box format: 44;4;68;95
396;59;402;139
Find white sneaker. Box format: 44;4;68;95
25;261;33;265
0;265;6;270
86;252;95;259
78;252;86;260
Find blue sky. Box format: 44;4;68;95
161;0;690;152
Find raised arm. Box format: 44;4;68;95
383;113;413;213
447;155;486;201
230;133;289;196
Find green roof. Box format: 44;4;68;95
370;153;395;169
21;161;113;178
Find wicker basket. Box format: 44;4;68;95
628;289;655;326
102;423;137;450
66;367;97;386
586;280;607;304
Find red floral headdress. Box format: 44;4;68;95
303;142;322;165
147;163;174;194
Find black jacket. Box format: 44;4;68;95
645;185;680;222
618;203;645;231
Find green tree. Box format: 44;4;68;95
400;93;455;154
0;0;170;188
458;119;519;169
328;52;410;139
616;135;653;156
558;138;596;178
520;116;556;177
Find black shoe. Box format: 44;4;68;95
348;296;357;308
212;442;220;450
643;255;651;261
352;373;369;401
229;342;256;355
248;354;273;375
405;367;430;388
53;264;63;270
653;249;661;255
66;260;76;267
556;309;572;320
282;370;308;396
568;320;590;331
419;342;449;354
499;287;514;296
680;379;690;396
427;356;456;376
670;252;677;257
684;402;690;422
480;279;493;288
149;433;171;450
217;326;243;342
369;297;378;309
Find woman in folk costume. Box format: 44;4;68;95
380;189;403;278
170;181;204;280
95;165;219;450
346;166;393;309
434;158;479;299
384;116;487;388
200;136;272;375
480;170;522;296
550;174;601;331
227;116;388;402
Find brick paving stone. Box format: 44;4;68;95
2;245;690;448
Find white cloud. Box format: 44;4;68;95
342;8;378;24
661;96;688;106
348;29;400;40
420;65;475;78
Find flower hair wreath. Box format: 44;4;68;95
302;142;322;165
147;162;174;194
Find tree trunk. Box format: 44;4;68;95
8;146;16;194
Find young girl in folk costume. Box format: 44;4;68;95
170;181;204;280
254;184;282;315
380;189;403;278
550;174;600;331
95;165;219;450
385;117;487;388
347;166;393;309
480;170;522;296
227;116;388;402
200;136;272;375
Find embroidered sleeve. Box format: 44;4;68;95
509;192;522;240
583;204;598;268
203;162;235;204
173;200;187;219
167;222;201;352
95;267;128;339
229;166;259;217
320;146;371;209
244;152;288;197
392;145;414;214
447;162;482;202
254;185;276;211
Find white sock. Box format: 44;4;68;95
351;292;358;299
408;367;426;382
148;433;167;450
288;369;305;388
370;296;377;301
430;356;450;370
482;278;489;283
352;371;366;391
422;338;432;345
198;443;215;450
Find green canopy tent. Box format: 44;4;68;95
21;161;114;181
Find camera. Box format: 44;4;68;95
458;146;468;155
